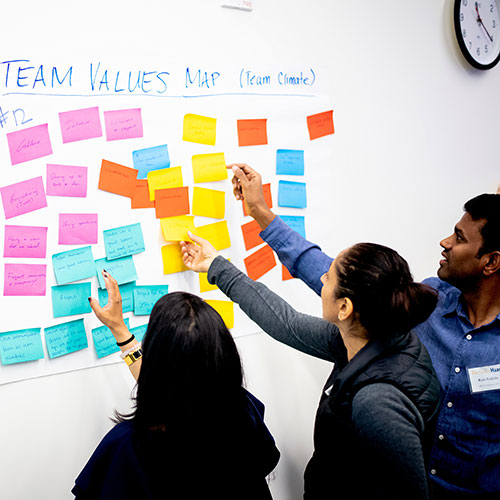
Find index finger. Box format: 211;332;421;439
103;271;120;300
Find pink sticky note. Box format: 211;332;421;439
58;106;103;144
6;123;53;165
0;176;47;219
46;164;88;197
4;225;48;258
59;213;98;245
4;263;47;296
104;108;143;141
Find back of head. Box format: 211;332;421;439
464;193;500;256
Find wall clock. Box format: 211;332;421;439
454;0;500;69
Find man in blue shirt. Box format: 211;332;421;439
228;163;500;499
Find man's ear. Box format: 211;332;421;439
483;251;500;276
338;297;354;321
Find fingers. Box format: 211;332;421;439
88;296;103;317
231;175;243;201
230;165;251;189
186;230;207;246
102;270;121;303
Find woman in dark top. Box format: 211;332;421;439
181;234;441;500
73;273;280;500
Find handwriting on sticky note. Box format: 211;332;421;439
103;223;145;260
44;319;88;359
276;149;304;175
183;113;216;145
46;164;88;197
51;282;92;318
155;187;190;218
7;123;52;165
241;219;264;251
95;256;138;289
134;286;169;315
4;263;46;296
147;166;183;201
307;110;334;140
278;181;307;208
237;119;268;146
0;328;44;365
161;244;188;274
195;221;231;250
59;106;103;144
280;215;306;238
4;225;47;258
52;246;95;285
192;153;227;183
59;214;98;245
192;187;225;219
0;176;47;219
244;245;276;281
98;160;138;198
133;144;170;179
92;319;130;359
131;180;155;209
205;300;234;329
98;281;136;313
160;215;195;242
243;182;272;216
104;108;143;141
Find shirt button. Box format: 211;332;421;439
438;434;444;440
466;334;472;340
447;401;453;408
430;469;437;475
455;367;461;373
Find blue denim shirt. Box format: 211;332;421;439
261;216;500;494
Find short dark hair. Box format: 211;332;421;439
464;193;500;256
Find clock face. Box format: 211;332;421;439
455;0;500;69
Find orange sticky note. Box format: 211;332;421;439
160;215;195;242
161;244;188;274
155;187;190;219
244;245;276;281
147;167;183;201
307;110;334;140
205;299;234;329
241;219;263;251
282;264;294;281
237;119;268;146
183;113;216;146
131;180;155;209
98;160;138;198
192;153;228;183
196;220;231;250
192;187;225;219
243;183;272;217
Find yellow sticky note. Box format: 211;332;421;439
192;187;225;219
183;113;216;146
196;220;231;250
147;166;183;201
205;300;234;329
161;244;188;274
199;259;230;293
192;153;228;183
160;215;196;242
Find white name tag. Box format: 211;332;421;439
467;364;500;393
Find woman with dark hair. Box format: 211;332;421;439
72;272;280;500
181;234;441;500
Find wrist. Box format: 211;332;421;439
110;323;131;342
251;206;276;230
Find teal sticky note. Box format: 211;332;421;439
276;149;304;175
92;318;130;359
278;181;307;208
98;281;136;313
52;246;95;285
130;324;148;343
95;256;137;289
133;285;169;316
280;215;306;238
52;282;92;318
133;144;170;179
103;223;145;261
0;328;44;365
44;318;88;359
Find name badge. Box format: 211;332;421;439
467;364;500;393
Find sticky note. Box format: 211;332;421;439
4;225;47;258
278;181;307;208
46;164;88;198
192;153;228;183
98;281;136;313
147;167;183;201
160;215;196;242
155;187;190;219
98;160;138;198
183;113;216;145
0;176;47;219
134;286;169;316
280;215;306;238
161;244;188;274
130;324;148;343
0;328;44;365
241;219;264;251
104;108;143;141
192;187;225;219
59;106;103;144
282;265;294;281
307;110;334;140
133;144;170;179
199;258;230;293
103;223;145;260
6;123;52;165
4;263;46;296
195;221;231;250
131;180;155;209
59;214;98;245
276;149;304;175
205;300;234;329
92;319;130;359
244;245;276;281
95;256;137;289
52;246;95;285
237;119;268;146
51;283;92;318
243;183;272;216
44;319;88;359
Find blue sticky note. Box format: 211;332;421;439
0;328;44;365
44;319;88;359
276;149;304;175
130;324;148;343
133;144;170;179
52;283;92;318
278;181;307;208
103;223;145;261
280;215;306;238
95;256;137;289
92;318;130;359
98;281;136;313
133;285;169;316
52;246;95;285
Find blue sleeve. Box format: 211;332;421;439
260;216;333;296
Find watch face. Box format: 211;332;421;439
455;0;500;69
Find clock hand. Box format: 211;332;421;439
475;1;494;42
